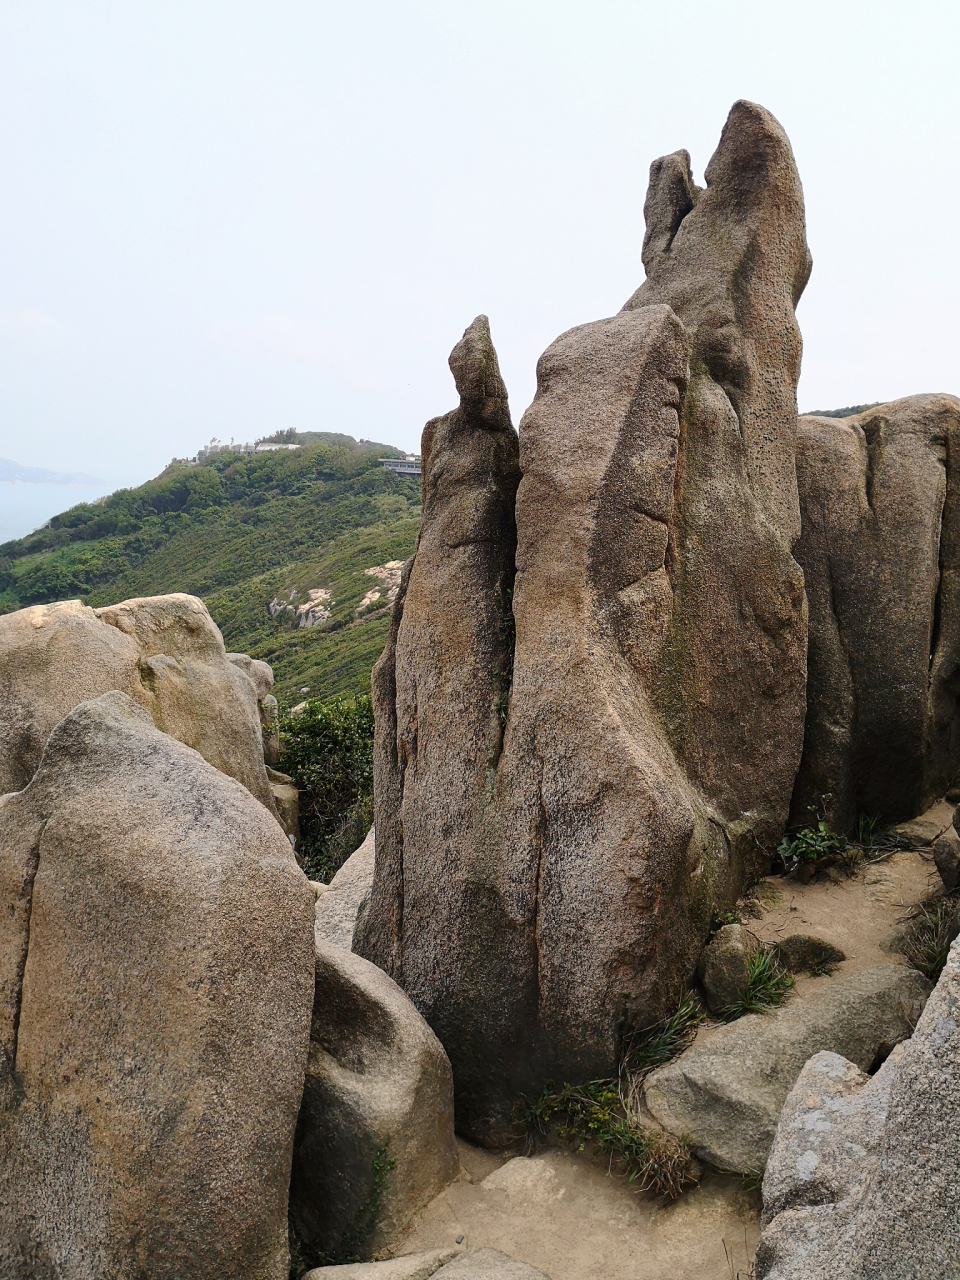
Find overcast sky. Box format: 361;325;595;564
1;0;958;539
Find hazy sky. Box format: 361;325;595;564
1;0;958;539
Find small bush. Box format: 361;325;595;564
721;948;795;1020
524;1079;697;1198
279;694;374;882
896;893;960;982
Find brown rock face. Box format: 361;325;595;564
356;103;811;1142
0;692;315;1279
0;594;276;813
791;395;960;831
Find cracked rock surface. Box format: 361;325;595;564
355;102;812;1142
0;692;315;1280
791;394;960;831
757;936;960;1278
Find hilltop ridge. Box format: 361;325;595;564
0;432;421;700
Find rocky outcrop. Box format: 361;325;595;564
290;937;459;1267
642;964;929;1173
0;594;276;812
757;939;960;1278
228;651;281;764
791;395;960;832
0;692;315;1279
316;828;375;950
356;102;811;1142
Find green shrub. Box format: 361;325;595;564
278;694;375;882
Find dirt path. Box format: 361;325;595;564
399;834;943;1280
399;1144;760;1280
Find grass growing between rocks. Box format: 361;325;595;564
776;798;901;883
720;948;795;1021
523;995;704;1198
896;892;960;982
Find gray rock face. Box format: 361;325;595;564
356;102;812;1143
791;395;960;831
316;828;375;949
642;964;930;1173
228;652;281;764
0;594;276;813
622;100;811;846
757;939;960;1278
934;824;960;892
0;692;315;1280
698;925;762;1013
289;937;459;1266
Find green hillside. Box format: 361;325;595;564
0;434;421;701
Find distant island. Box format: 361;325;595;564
0;458;100;485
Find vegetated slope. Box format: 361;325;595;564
0;435;421;700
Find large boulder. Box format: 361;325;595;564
757;939;960;1278
0;691;316;1279
790;395;960;831
0;594;276;812
356;102;812;1142
697;924;762;1014
316;828;375;950
642;964;930;1173
290;937;459;1267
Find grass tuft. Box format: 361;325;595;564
896;893;960;982
720;947;795;1021
523;995;705;1199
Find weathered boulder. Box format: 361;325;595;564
0;691;315;1279
757;939;960;1278
642;964;929;1172
317;828;375;950
790;395;960;832
290;937;459;1267
934;823;960;891
0;594;276;812
356;102;811;1142
304;1251;550;1280
228;652;282;764
698;925;762;1013
267;765;301;849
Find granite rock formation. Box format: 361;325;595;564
356;102;812;1141
791;395;960;831
289;937;458;1266
642;964;929;1173
0;692;315;1279
316;827;376;950
0;594;276;813
757;939;960;1277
